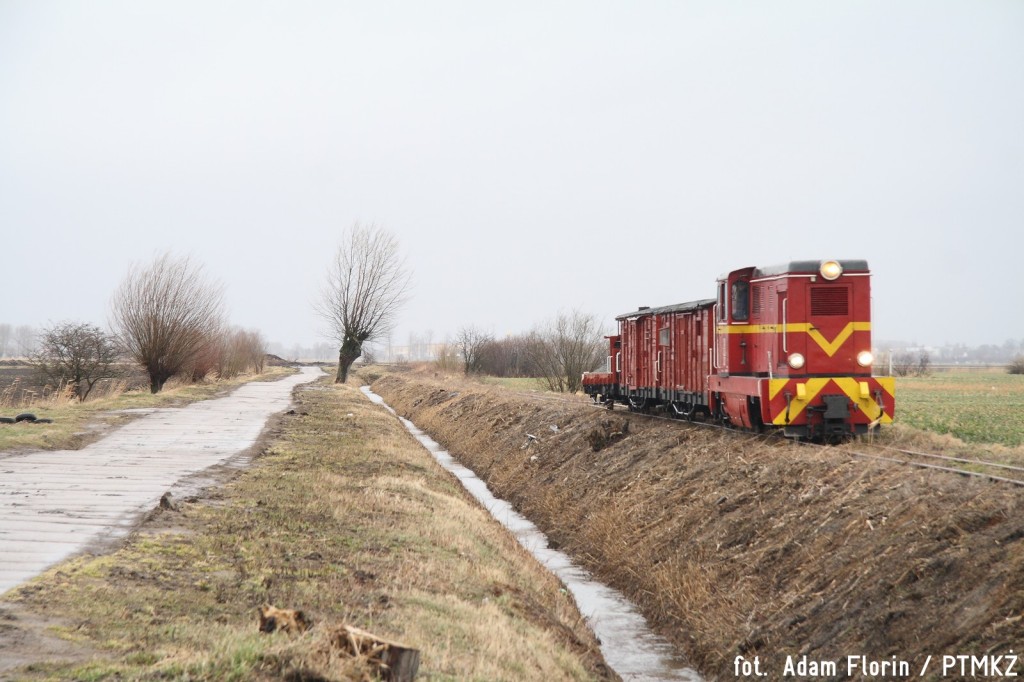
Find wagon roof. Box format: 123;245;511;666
615;298;715;321
750;259;869;278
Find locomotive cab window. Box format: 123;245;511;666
731;280;749;322
717;282;727;321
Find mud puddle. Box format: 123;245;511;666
361;385;701;681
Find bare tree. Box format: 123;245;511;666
29;321;120;401
530;310;606;393
317;223;411;383
891;352;915;377
361;345;377;365
0;323;11;358
110;253;225;393
916;351;931;376
14;325;37;357
456;325;494;375
311;342;334;362
479;333;541;377
433;338;462;373
1009;356;1024;375
892;350;931;377
424;329;434;360
215;327;267;379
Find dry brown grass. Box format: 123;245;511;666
0;379;612;681
0;377;77;409
374;373;1024;680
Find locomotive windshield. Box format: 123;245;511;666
731;281;749;321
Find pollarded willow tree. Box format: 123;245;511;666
317;223;411;383
110;253;225;393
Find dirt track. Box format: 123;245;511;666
372;373;1024;680
0;367;322;595
0;378;616;681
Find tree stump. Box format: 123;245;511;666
329;624;421;681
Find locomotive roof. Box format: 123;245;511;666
615;298;716;321
750;259;869;278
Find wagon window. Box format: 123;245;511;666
659;327;670;346
731;281;749;322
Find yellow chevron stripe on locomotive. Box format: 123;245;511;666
717;322;871;357
765;376;895;426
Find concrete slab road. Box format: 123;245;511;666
0;366;323;595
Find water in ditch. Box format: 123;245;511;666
361;386;702;681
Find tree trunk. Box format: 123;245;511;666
149;370;171;393
335;337;363;383
328;624;420;682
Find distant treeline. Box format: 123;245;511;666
877;339;1024;366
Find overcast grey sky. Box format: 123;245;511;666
1;1;1022;351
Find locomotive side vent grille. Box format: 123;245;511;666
811;287;849;316
751;285;763;316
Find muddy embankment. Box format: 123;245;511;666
372;374;1024;680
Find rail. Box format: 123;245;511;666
837;443;1024;487
495;387;1024;488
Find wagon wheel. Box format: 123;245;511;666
627;397;647;413
670;401;694;421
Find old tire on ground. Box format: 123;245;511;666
14;413;37;423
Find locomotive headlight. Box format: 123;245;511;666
857;350;874;367
788;353;806;369
820;260;843;280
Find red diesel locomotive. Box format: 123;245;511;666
582;260;895;440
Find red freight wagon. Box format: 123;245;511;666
583;299;715;415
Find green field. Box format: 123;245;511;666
895;370;1024;447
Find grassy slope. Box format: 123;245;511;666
373;373;1024;681
1;380;612;681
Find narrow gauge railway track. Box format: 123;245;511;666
835;443;1024;488
500;386;773;442
495;386;1024;487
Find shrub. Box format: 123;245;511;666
29;321;120;401
1009;356;1024;375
